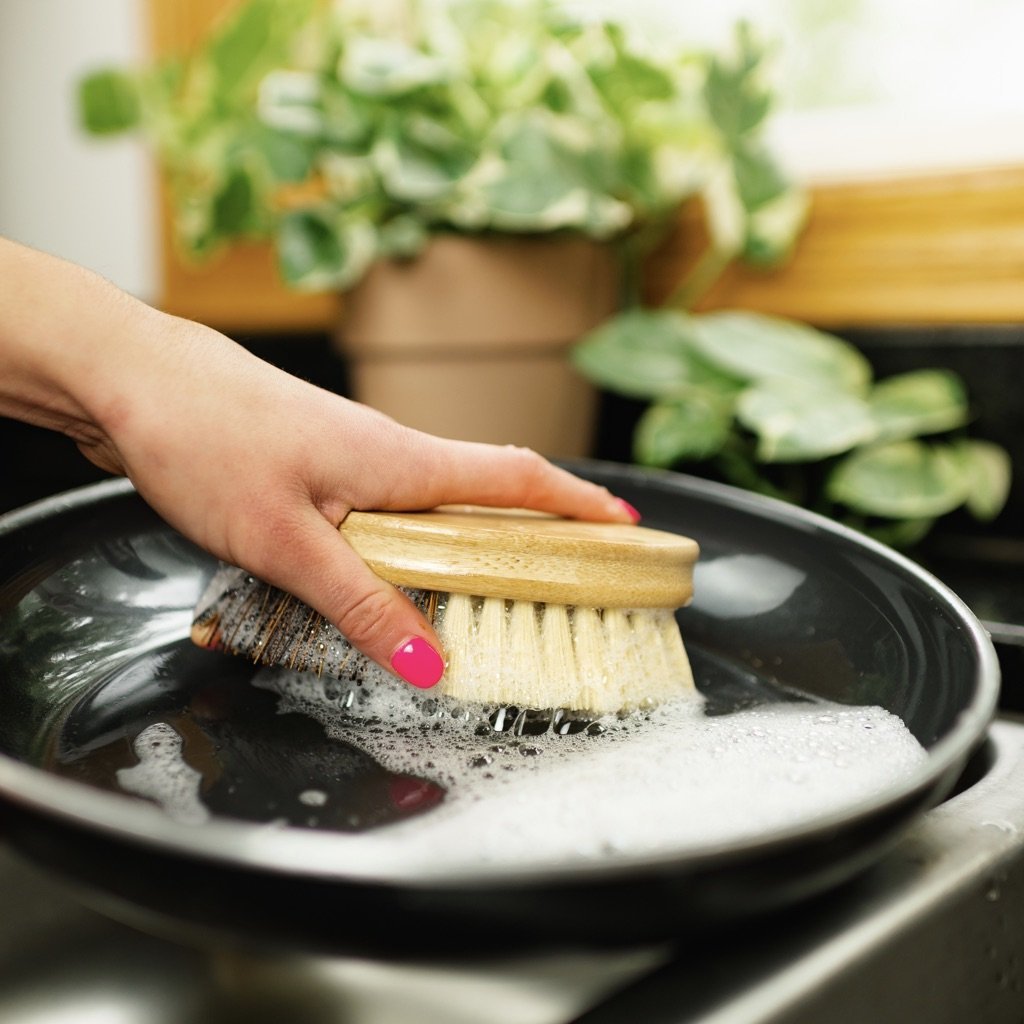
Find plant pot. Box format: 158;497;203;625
334;235;620;457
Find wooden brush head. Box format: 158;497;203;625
340;506;698;608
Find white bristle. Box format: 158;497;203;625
477;596;507;691
434;591;694;714
436;591;475;688
571;606;609;712
656;607;694;682
601;608;640;711
507;597;545;708
540;603;576;698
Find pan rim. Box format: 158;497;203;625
0;472;1001;889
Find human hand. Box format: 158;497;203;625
0;239;639;688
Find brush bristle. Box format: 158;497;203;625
434;596;693;714
192;566;694;715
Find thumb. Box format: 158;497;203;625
260;510;446;690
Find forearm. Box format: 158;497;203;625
0;237;265;479
0;238;149;441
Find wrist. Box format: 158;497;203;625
0;238;187;449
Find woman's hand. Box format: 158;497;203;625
0;238;638;687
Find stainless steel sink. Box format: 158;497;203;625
4;715;1024;1024
0;846;665;1024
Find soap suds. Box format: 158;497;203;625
118;665;927;871
116;721;209;825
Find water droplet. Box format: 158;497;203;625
982;820;1018;835
489;706;514;732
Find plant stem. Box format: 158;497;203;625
663;245;735;311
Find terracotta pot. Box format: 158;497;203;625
335;234;619;457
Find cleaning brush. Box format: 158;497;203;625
191;506;699;715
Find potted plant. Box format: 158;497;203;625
79;0;805;456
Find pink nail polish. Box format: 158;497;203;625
390;636;445;688
616;498;642;523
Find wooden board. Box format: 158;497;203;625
645;165;1024;328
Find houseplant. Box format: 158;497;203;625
78;0;805;455
572;306;1013;547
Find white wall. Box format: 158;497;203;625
0;0;157;300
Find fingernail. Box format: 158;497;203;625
390;636;445;688
616;498;642;523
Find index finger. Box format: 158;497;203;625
391;438;641;523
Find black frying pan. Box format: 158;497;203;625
0;463;999;958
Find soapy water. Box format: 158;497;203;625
114;663;928;870
116;722;210;826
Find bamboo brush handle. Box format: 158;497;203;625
339;506;698;608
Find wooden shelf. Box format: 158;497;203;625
646;165;1024;327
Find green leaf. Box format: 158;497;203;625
703;23;772;142
209;0;274;97
78;70;140;135
207;0;315;102
742;185;808;265
633;392;735;466
252;125;312;182
867;517;937;549
479;115;621;229
951;439;1012;520
737;379;877;462
258;69;324;137
587;27;675;112
375;131;476;203
341;38;451;97
378;215;429;259
827;441;970;519
689;311;873;392
572;310;741;400
731;141;790;211
276;210;375;291
868;369;970;441
211;168;257;235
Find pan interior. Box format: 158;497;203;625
0;474;996;881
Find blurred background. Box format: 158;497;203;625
5;0;1024;299
2;0;1023;559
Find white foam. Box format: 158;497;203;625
116;721;210;826
117;671;929;870
247;667;928;869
